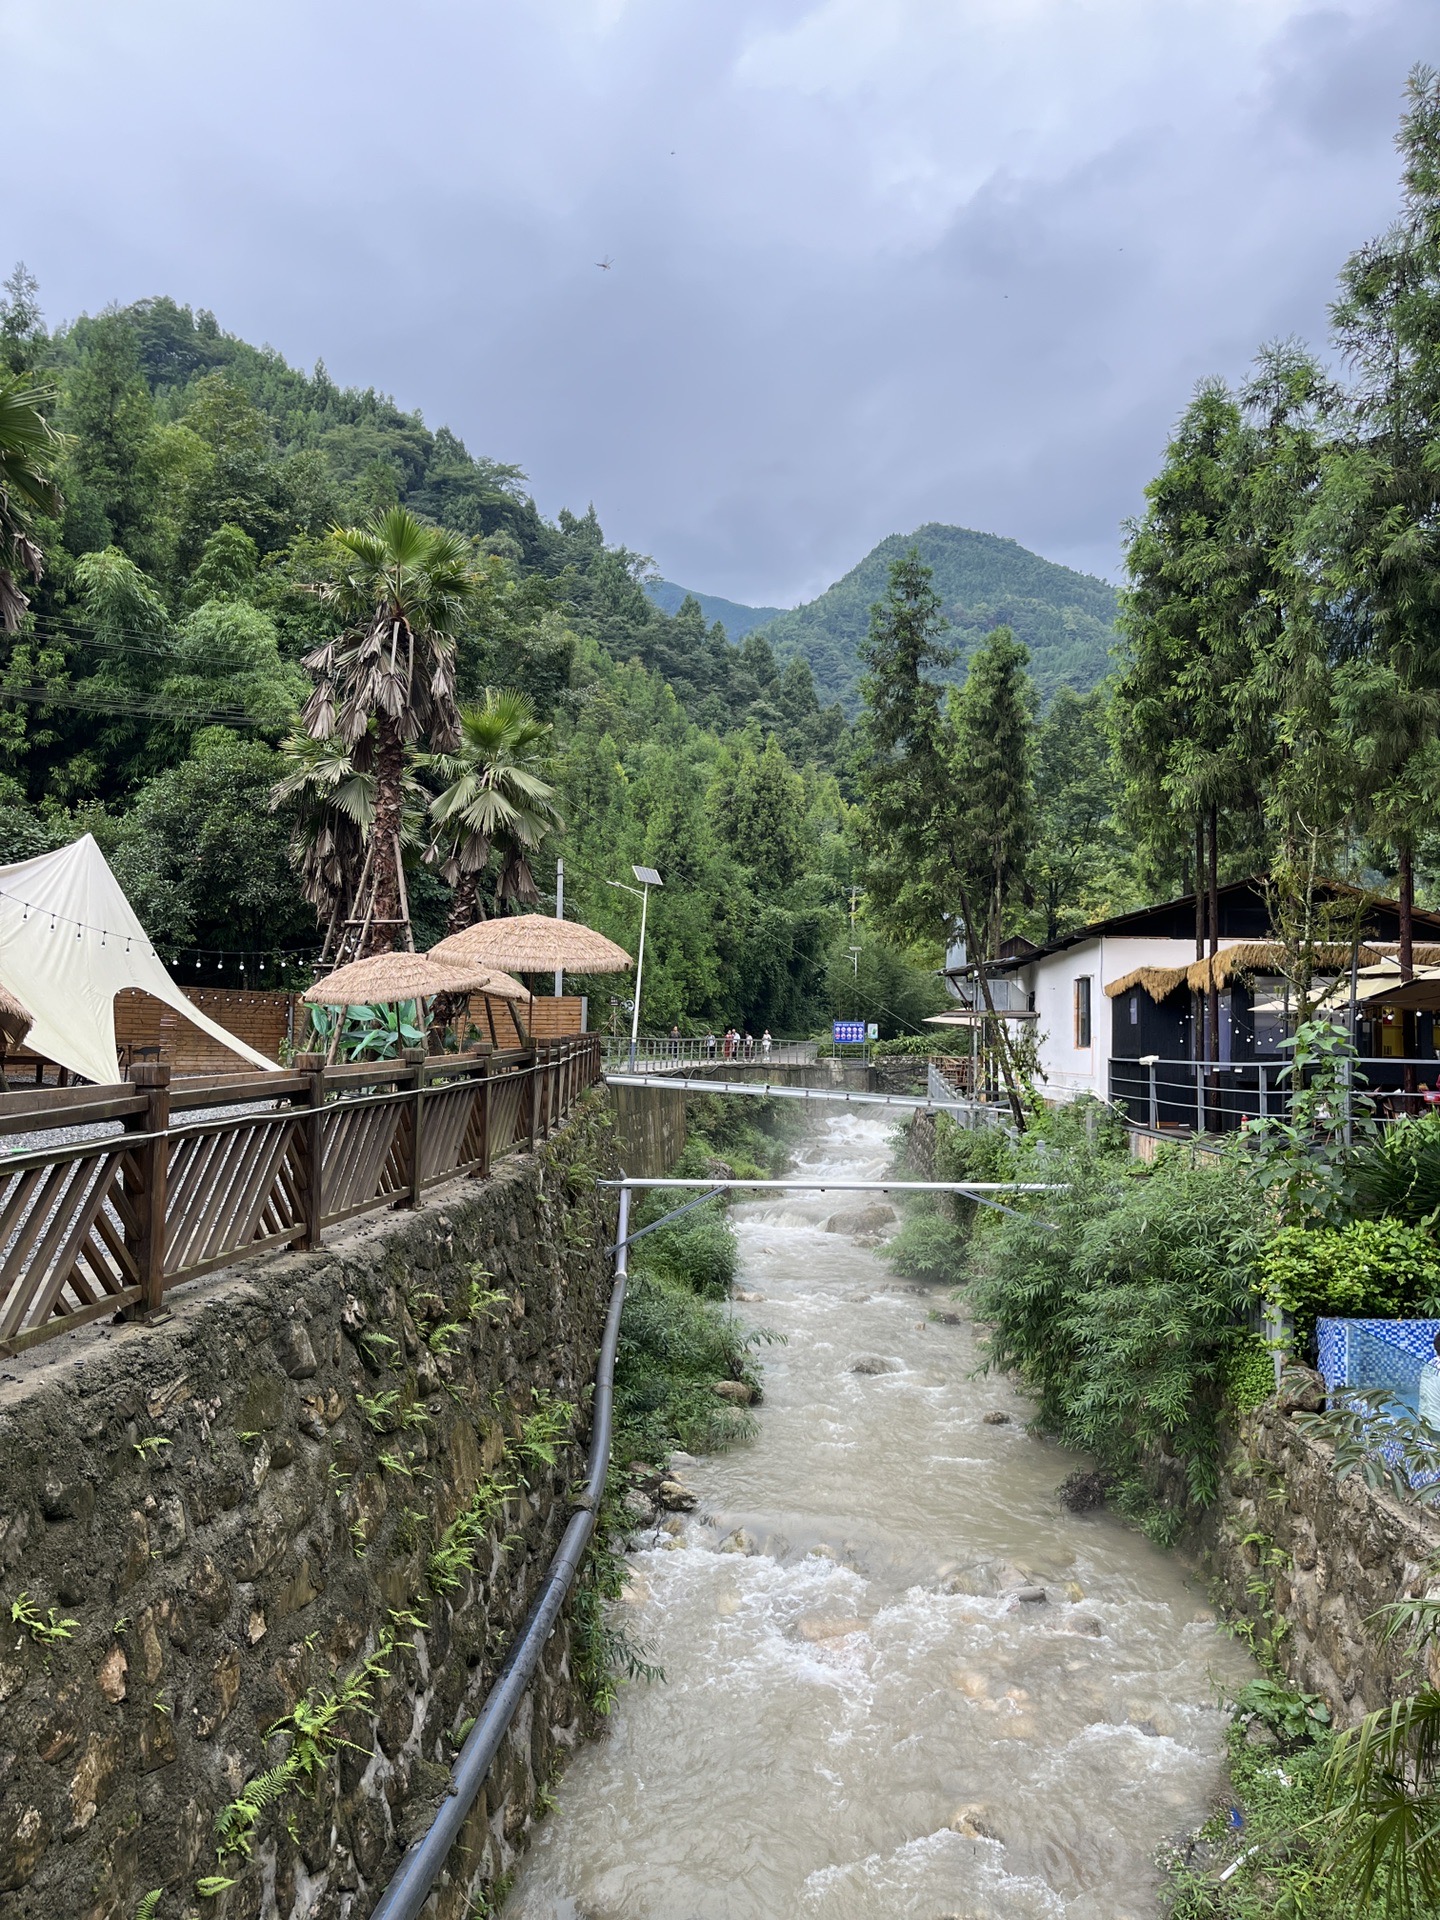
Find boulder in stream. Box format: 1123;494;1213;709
823;1203;896;1235
982;1410;1010;1426
851;1355;900;1376
711;1379;754;1405
658;1479;698;1511
949;1802;1003;1842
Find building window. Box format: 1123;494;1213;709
1129;992;1139;1026
1074;975;1092;1049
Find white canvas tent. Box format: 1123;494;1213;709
0;835;278;1086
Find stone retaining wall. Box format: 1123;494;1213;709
610;1081;686;1177
0;1095;618;1920
1204;1403;1440;1725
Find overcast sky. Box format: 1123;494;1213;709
3;0;1435;605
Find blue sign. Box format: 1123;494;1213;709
832;1021;866;1045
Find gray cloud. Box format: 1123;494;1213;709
3;0;1435;603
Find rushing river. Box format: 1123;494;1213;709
508;1111;1254;1920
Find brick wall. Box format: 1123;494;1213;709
113;989;297;1075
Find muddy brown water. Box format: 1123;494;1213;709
507;1111;1254;1919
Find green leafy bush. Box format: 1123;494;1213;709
614;1272;765;1466
1348;1113;1440;1226
1166;1697;1339;1919
967;1108;1267;1519
1260;1218;1440;1342
1224;1335;1277;1413
887;1206;969;1283
887;1111;1021;1284
637;1213;737;1299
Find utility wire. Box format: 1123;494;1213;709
0;684;263;727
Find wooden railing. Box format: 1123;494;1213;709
0;1036;603;1358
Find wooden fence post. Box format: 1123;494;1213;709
127;1062;171;1319
473;1054;491;1180
405;1048;426;1207
528;1044;541;1152
293;1051;326;1249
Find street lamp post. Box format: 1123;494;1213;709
607;865;662;1070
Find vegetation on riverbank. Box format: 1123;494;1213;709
611;1098;795;1469
893;1101;1271;1535
891;1072;1440;1917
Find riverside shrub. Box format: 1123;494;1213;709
887;1111;1017;1281
966;1104;1267;1523
1260;1218;1440;1344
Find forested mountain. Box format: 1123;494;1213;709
643;579;783;640
757;523;1119;713
0;275;950;1036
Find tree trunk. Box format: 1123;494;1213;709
1207;802;1220;1069
954;884;1026;1132
1402;842;1417;1098
991;857;1003;961
362;716;406;957
445;868;482;938
1194;818;1206;961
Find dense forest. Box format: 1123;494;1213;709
0;276;951;1035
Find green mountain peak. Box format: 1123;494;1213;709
753;522;1119;714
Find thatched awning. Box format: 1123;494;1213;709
1108;942;1394;1001
430;915;632;974
1104;965;1191;1001
1187;942;1379;993
305;953;529;1007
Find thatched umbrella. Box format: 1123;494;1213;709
429;915;632;975
0;982;34;1091
0;983;34;1047
304;952;531;1057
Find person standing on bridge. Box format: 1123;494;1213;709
762;1029;772;1060
670;1024;680;1058
743;1030;754;1060
705;1031;717;1060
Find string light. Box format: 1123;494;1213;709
0;884;318;978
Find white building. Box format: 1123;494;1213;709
945;880;1440;1125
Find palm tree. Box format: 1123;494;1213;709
0;376;64;633
269;728;429;960
303;506;474;955
424;688;563;935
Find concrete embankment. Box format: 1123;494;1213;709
0;1096;617;1920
